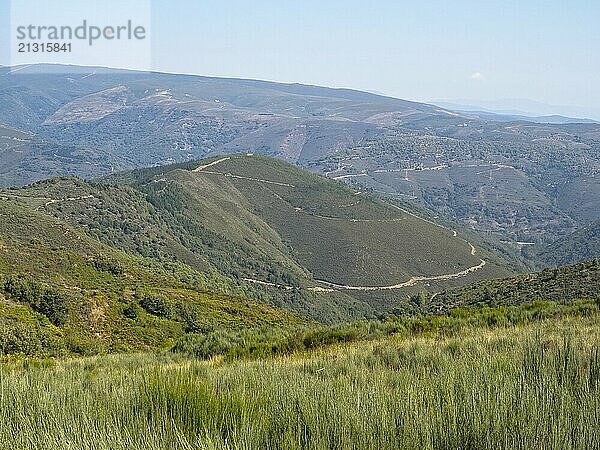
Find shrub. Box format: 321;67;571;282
64;334;104;356
3;275;42;304
172;331;239;359
123;302;143;320
140;294;175;319
411;290;427;308
178;303;212;334
0;321;43;355
37;291;69;326
2;275;68;326
91;255;124;275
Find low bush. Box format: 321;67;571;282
122;302;143;320
2;275;68;326
91;255;124;275
139;293;175;319
172;300;600;361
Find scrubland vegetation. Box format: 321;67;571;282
0;146;597;449
2;301;600;449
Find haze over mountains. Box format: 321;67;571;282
0;63;598;369
1;151;595;355
431;99;600;123
0;64;598;270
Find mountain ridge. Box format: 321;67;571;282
0;64;598;267
2;154;515;320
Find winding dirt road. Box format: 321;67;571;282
314;259;486;291
192;157;231;172
194;155;487;292
194;157;295;187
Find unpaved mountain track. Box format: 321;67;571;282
192;157;231;172
200;170;296;187
193;155;487;292
194;157;295;187
43;194;95;208
314;259;486;291
242;278;293;290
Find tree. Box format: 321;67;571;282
37;291;68;326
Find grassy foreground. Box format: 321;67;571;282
2;313;600;449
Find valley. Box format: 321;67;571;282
0;66;598;450
0;65;597;267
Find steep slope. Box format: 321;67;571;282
177;155;499;287
7;155;513;317
0;124;123;187
0;65;597;267
526;221;600;267
0;197;304;356
0;64;455;187
426;258;599;314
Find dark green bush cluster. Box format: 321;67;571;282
135;292;211;333
139;293;175;319
2;275;69;326
122;302;143;320
91;255;124;275
3;275;42;304
178;303;211;334
173;331;244;359
172;321;404;361
0;320;44;355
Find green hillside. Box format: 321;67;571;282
8;155;513;314
1;66;597;267
0;198;304;356
187;156;481;285
426;258;599;314
0;154;511;348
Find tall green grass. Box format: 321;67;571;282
2;315;600;449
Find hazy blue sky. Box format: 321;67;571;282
2;1;599;116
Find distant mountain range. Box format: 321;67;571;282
431;99;600;123
0;65;598;359
0;64;598;267
444;109;599;125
